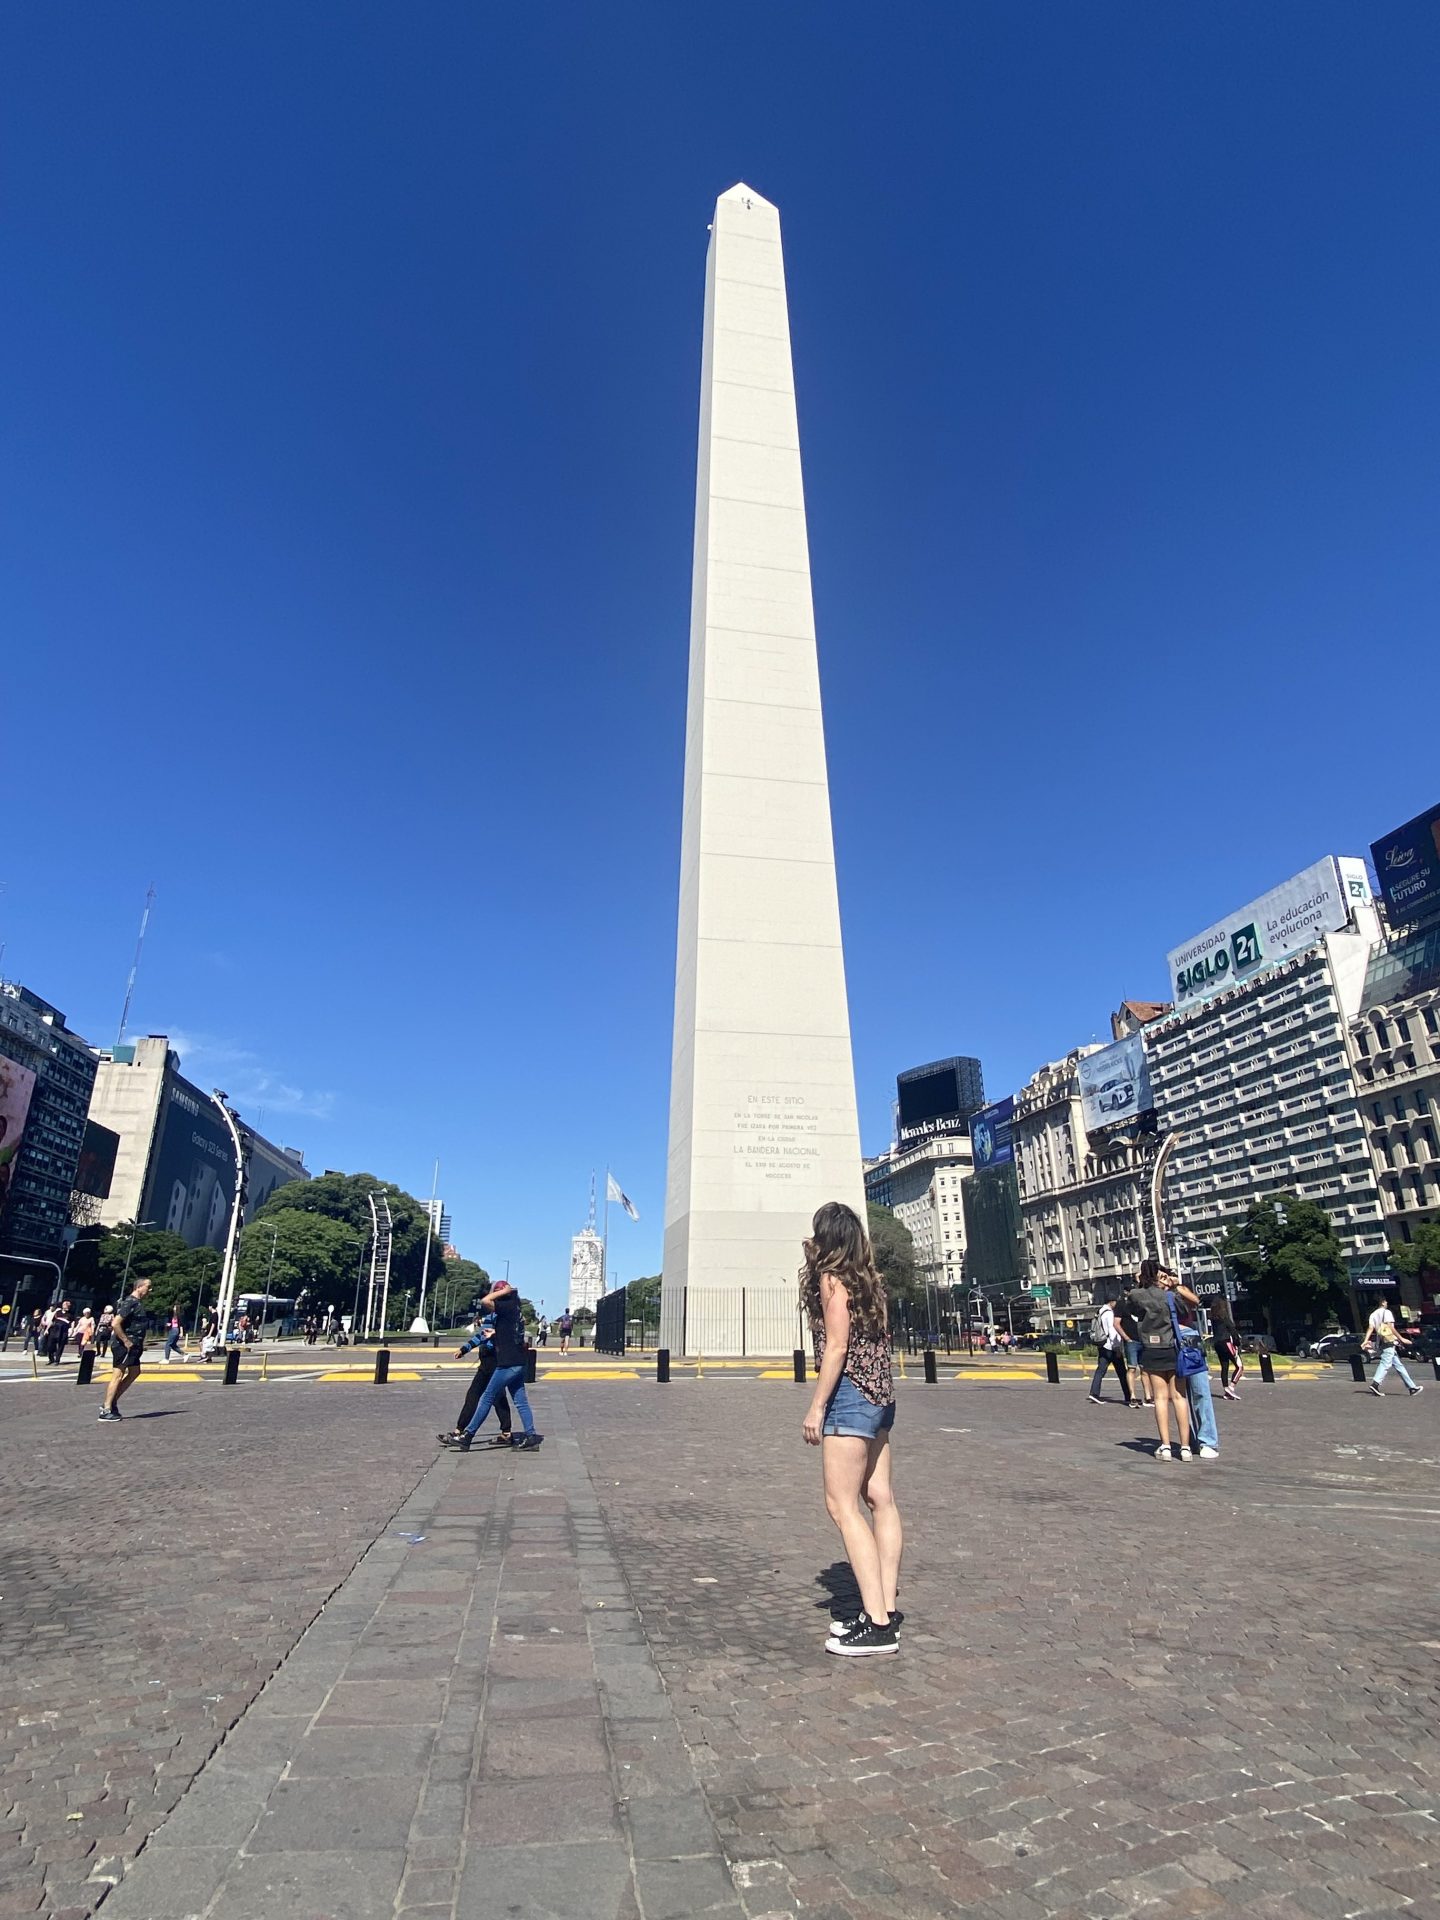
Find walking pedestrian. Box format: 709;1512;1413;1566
1210;1294;1244;1399
536;1317;549;1348
96;1305;115;1358
442;1283;542;1451
1120;1259;1195;1461
161;1313;184;1364
1115;1291;1151;1408
20;1310;42;1354
556;1310;573;1356
74;1309;96;1354
438;1312;513;1449
800;1200;903;1659
98;1278;153;1422
1363;1300;1425;1398
1086;1297;1137;1407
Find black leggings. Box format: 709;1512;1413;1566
1088;1346;1132;1401
1216;1343;1240;1389
457;1363;511;1434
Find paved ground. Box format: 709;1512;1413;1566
2;1362;1436;1918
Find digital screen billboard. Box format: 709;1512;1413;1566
1371;804;1440;926
143;1076;239;1250
896;1057;983;1152
1078;1034;1154;1133
0;1057;37;1227
968;1096;1014;1170
74;1119;120;1201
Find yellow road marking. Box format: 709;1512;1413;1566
319;1370;423;1383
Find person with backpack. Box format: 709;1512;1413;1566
556;1310;574;1356
1363;1300;1424;1398
1086;1297;1137;1408
1120;1259;1200;1461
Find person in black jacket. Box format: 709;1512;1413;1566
441;1284;542;1452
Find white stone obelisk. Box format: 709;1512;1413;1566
661;184;864;1357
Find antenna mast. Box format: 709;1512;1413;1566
116;884;156;1048
587;1170;597;1232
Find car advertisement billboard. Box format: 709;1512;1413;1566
1166;857;1358;1009
968;1096;1014;1170
1371;804;1440;926
142;1075;239;1250
0;1057;38;1226
1078;1034;1154;1133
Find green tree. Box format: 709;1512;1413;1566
236;1208;363;1319
626;1274;661;1316
1221;1193;1350;1337
867;1204;920;1306
254;1170;447;1307
432;1258;491;1327
92;1226;220;1321
1394;1219;1440;1297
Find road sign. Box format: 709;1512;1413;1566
1029;1286;1052;1301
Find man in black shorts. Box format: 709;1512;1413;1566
99;1278;153;1422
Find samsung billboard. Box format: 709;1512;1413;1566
1166;857;1370;1010
143;1076;239;1250
1371;804;1440;927
1077;1034;1154;1134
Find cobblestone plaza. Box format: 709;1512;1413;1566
2;1360;1436;1919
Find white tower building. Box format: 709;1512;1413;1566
661;185;864;1355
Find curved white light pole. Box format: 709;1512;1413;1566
211;1091;247;1342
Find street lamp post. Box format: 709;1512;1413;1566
260;1223;279;1339
122;1219;158;1292
209;1091;247;1342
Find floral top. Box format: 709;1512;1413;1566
812;1280;895;1407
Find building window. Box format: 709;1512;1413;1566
1376;1021;1390;1048
1397;1016;1412;1043
1355;1030;1371;1057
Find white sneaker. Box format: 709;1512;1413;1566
1156;1445;1173;1461
1178;1446;1193;1460
1198;1445;1219;1458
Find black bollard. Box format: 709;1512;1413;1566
923;1349;938;1384
76;1350;96;1388
793;1348;807;1384
1259;1351;1275;1384
222;1348;240;1386
1350;1353;1366;1383
1433;1356;1439;1382
373;1347;391;1385
1045;1351;1060;1384
656;1348;670;1383
524;1349;537;1384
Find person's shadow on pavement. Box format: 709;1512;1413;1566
815;1561;860;1622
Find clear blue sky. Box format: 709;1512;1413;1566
5;4;1436;1310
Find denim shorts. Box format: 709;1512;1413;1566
822;1374;896;1440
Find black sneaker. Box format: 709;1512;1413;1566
1368;1383;1383;1396
516;1433;544;1451
829;1608;904;1635
97;1407;120;1423
825;1613;898;1657
439;1432;472;1451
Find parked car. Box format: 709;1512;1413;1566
1307;1332;1365;1362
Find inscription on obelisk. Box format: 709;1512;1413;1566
660;184;864;1356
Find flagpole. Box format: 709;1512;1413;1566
603;1167;610;1294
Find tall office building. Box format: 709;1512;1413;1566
0;981;99;1278
87;1035;308;1249
569;1226;605;1315
1150;858;1387;1297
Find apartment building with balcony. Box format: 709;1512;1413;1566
1149;921;1387;1295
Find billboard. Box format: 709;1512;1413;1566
896;1057;983;1152
1167;858;1359;1009
1078;1034;1154;1133
74;1120;120;1201
0;1057;38;1225
969;1096;1014;1170
1372;804;1440;926
143;1075;239;1250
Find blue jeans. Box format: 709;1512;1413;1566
1186;1366;1218;1450
1372;1346;1418;1391
463;1364;535;1438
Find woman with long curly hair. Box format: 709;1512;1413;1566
800;1201;903;1656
